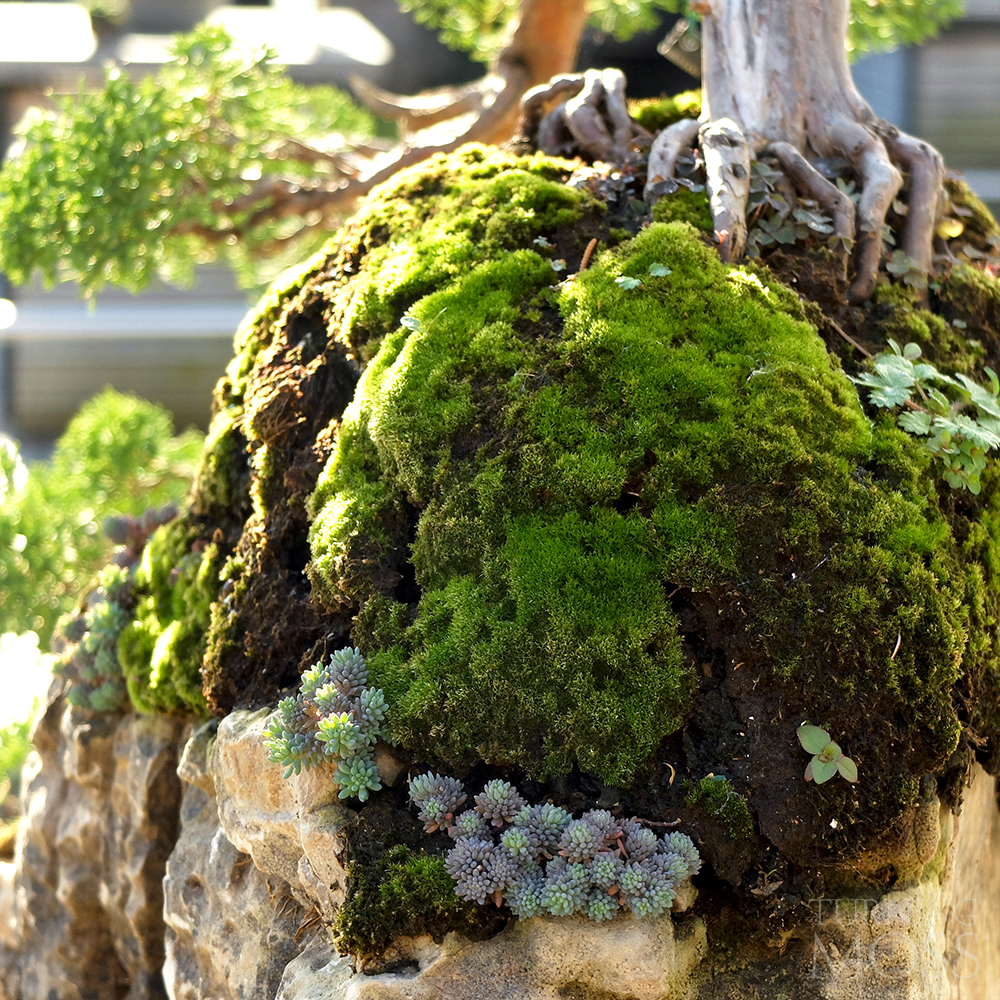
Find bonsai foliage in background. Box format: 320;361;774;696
400;0;961;66
0;388;202;647
0;25;382;296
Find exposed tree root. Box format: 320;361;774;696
700;119;751;260
637;111;942;302
516;69;650;161
646;119;701;194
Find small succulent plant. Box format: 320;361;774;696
54;508;175;714
797;723;858;784
409;772;467;832
408;774;701;922
264;647;388;801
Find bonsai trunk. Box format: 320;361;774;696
647;0;945;300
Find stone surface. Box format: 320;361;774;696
162;780;303;1000
274;936;355;1000
0;681;185;1000
0;687;997;1000
339;917;708;1000
942;766;1000;999
210;709;356;905
162;710;356;1000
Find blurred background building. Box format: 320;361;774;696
0;0;997;455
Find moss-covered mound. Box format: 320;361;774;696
116;145;1000;907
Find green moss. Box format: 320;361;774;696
652;187;713;232
233;247;330;363
869;283;983;374
190;403;250;520
325;144;597;361
304;167;1000;790
629;90;702;133
202;555;247;684
334;845;484;959
685;777;755;839
935;262;1000;348
117;518;219;715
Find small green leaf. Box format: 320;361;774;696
837;757;858;783
551;259;567;272
615;276;642;290
811;757;839;784
400;314;421;332
818;741;842;762
648;262;672;277
797;724;830;755
886;249;919;275
902;342;922;361
898;410;933;436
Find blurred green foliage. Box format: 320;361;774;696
0;713;35;803
402;0;963;65
845;0;965;56
0;25;381;296
0;389;203;647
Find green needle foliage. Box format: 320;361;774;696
402;0;962;65
0;25;381;296
845;0;965;56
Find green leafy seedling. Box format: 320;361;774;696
797;724;858;784
615;275;643;290
853;340;1000;493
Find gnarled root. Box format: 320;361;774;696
700;119;751;260
645;118;701;198
517;69;651;163
766;142;856;245
886;131;946;282
641;109;944;302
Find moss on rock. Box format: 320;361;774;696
651;186;713;232
629;91;702;134
685;776;755;840
108;141;1000;906
117;517;219;715
306;190;996;805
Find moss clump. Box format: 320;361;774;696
685;777;755;839
335;845;485;959
629;90;702;133
326;145;599;363
117;518;220;715
304;150;1000;800
651;186;713;232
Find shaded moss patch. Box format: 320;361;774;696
686;777;755;840
334;796;504;962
